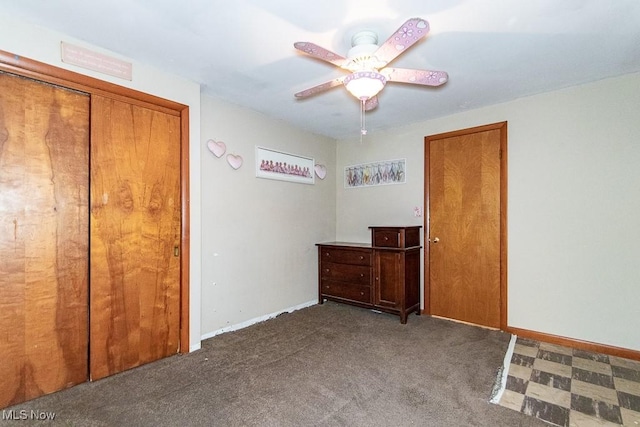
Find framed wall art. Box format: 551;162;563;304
256;146;315;184
344;158;406;188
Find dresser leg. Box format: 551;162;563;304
400;312;408;324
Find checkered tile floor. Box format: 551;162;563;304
496;337;640;426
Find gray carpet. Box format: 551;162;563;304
3;302;546;426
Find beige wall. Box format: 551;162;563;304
336;72;640;351
200;95;337;336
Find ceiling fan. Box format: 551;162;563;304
293;17;448;113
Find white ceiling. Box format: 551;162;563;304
2;0;640;139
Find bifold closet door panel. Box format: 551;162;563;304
0;72;90;407
89;95;181;381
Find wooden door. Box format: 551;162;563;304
425;122;507;329
89;95;181;380
0;72;90;406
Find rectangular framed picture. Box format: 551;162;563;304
256;146;315;184
344;158;406;188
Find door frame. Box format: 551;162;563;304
423;121;508;330
0;50;191;353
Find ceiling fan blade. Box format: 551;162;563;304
294;42;347;67
295;78;345;98
383;68;448;86
374;18;430;66
364;96;379;111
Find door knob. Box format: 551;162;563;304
433;237;440;243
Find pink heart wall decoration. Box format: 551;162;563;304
226;154;243;170
314;164;327;180
207;139;226;158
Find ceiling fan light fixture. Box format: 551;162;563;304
343;71;386;100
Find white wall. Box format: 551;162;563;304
336;137;425;243
200;95;336;336
0;15;203;351
336;72;640;352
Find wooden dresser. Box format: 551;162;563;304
317;226;422;323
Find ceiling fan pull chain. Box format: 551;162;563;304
360;99;367;143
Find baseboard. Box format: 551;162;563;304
507;326;640;362
201;300;317;341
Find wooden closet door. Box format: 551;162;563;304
89;95;181;380
0;72;89;407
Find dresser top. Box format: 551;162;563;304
315;241;372;248
368;226;422;230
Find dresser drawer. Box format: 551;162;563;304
319;247;371;266
372;229;401;248
320;262;371;285
321;281;371;304
371;227;421;248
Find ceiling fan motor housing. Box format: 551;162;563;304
347;30;385;70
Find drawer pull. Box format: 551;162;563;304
325;269;330;273
360;292;364;296
359;256;364;260
360;273;364;277
325;252;330;257
384;236;389;241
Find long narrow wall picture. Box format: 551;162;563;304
256;146;315;184
345;158;406;188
